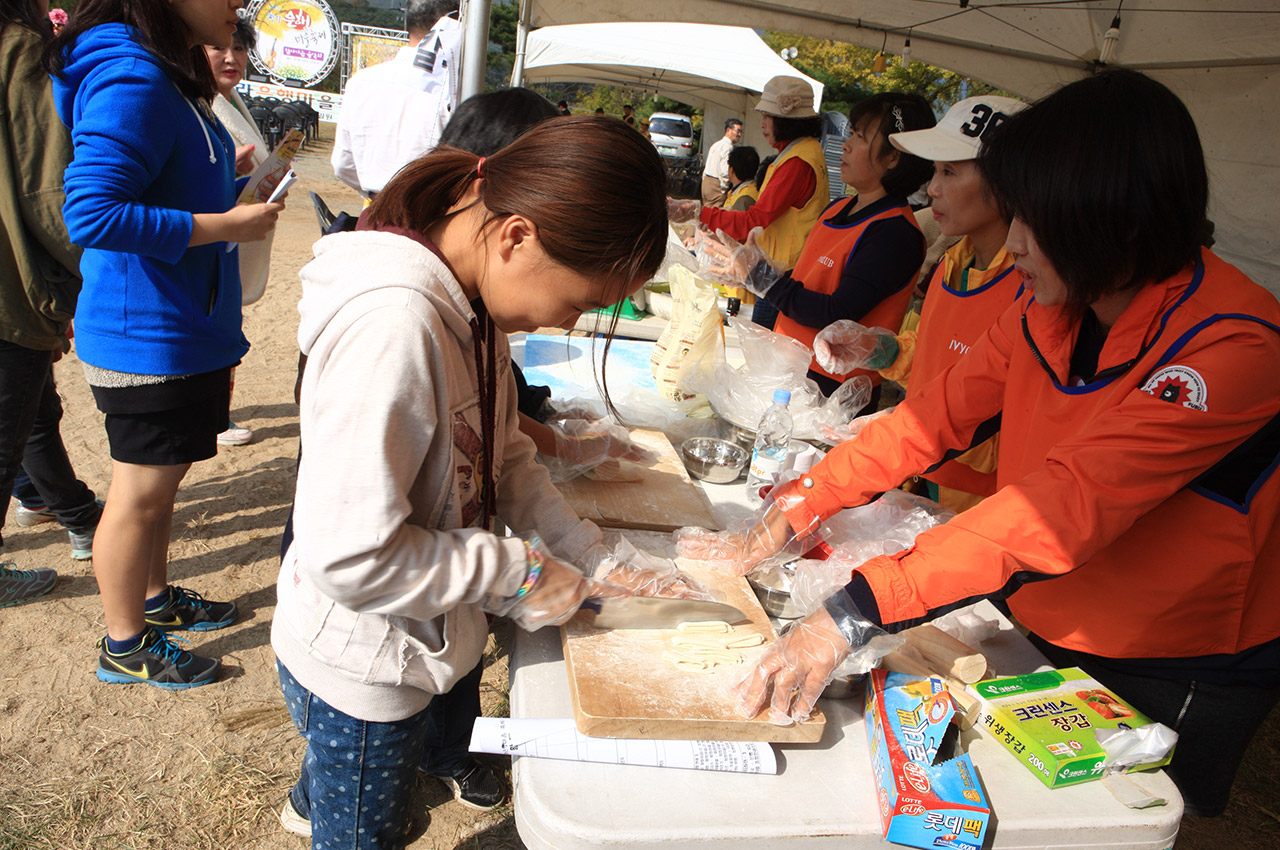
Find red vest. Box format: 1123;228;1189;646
775;200;922;383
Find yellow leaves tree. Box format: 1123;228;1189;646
761;31;1002;113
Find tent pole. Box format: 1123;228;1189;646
511;0;532;87
460;0;493;101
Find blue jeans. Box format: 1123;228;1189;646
277;659;484;849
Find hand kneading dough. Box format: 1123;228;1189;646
583;460;645;482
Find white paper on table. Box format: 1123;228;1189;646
470;717;777;774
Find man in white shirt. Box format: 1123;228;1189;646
331;0;461;199
700;117;742;207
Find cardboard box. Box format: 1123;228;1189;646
970;667;1174;789
864;669;991;850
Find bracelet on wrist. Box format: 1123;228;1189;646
516;539;545;598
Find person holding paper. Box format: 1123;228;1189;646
205;14;273;446
49;0;284;689
678;71;1280;818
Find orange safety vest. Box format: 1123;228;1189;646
774;199;922;383
754;136;829;270
779;249;1280;659
910;240;1024;499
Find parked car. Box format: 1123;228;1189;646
648;112;696;159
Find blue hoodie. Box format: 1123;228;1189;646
52;23;249;376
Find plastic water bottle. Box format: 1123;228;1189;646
746;389;793;505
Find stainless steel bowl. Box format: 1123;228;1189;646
747;567;803;619
680;437;749;484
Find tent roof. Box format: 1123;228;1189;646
522;22;824;113
521;1;1280;290
525;2;1279;96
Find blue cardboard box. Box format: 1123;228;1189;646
864;669;992;850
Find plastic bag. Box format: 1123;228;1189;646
650;265;724;401
684;317;874;443
788;490;955;616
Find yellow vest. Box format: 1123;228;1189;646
755;136;830;269
725;181;760;210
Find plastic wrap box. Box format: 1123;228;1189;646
864;669;991;850
970;667;1174;789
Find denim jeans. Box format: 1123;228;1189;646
0;341;99;544
277;659;485;849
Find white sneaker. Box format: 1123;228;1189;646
217;423;253;446
279;797;311;837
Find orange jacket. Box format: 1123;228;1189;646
774;200;921;382
777;249;1280;659
899;240;1024;500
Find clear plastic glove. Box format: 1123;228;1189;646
697;228;780;297
674;501;809;576
735;589;899;724
813;320;901;374
594;538;713;601
542;419;656;483
484;537;631;631
819;405;895;445
667;197;701;223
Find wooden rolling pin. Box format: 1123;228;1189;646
882;646;981;730
901;624;988;684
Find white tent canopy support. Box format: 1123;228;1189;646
520;23;824;156
520;1;1280;293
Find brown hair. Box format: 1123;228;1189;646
369;115;668;293
369;116;669;417
47;0;217;100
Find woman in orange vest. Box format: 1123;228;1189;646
814;95;1027;511
703;93;936;398
679;70;1280;818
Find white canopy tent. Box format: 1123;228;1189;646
504;1;1279;292
520;23;825;155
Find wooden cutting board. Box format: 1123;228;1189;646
555;428;719;533
560;558;825;743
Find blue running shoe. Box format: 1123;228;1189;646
96;627;220;689
144;585;238;631
0;564;57;608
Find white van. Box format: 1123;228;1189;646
648;112;695;159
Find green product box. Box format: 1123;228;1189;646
969;667;1174;789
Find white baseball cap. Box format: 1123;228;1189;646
753;76;818;119
890;95;1026;162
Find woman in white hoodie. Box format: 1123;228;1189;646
273;116;670;848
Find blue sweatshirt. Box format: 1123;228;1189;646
51;23;249;375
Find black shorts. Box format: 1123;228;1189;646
93;368;232;466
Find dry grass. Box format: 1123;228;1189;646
0;748;291;850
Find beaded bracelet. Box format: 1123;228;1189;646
516;539;545;598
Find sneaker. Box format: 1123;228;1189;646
427;761;506;811
96;627;221;689
279;796;312;838
144;585;238;631
0;564;57;608
217;422;254;446
14;504;56;527
69;528;95;561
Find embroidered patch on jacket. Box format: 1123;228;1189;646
1140;365;1208;411
453;411;486;526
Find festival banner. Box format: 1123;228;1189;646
245;0;340;86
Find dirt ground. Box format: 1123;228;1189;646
1;128;1277;850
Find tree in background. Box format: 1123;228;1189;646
760;31;1001;115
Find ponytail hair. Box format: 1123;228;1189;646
368;116;669;289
